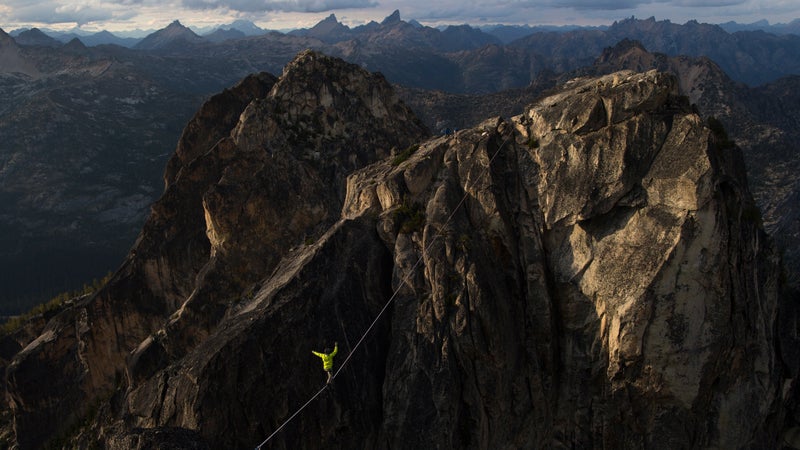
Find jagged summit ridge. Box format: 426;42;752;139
2;52;785;449
4;49;428;449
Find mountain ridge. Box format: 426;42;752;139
1;50;791;449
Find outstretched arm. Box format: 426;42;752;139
331;342;338;357
312;351;324;358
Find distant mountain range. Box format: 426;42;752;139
718;18;800;34
1;11;799;313
9;13;799;50
5;14;798;87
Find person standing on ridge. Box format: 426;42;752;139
312;342;338;385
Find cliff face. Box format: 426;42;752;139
578;39;800;297
4;52;785;449
351;70;781;448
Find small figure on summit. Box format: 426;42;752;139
312;342;338;385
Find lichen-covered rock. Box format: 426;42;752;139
3;54;785;450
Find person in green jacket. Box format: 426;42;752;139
312;342;338;385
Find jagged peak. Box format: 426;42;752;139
382;9;401;25
154;20;196;36
612;15;661;27
238;48;428;159
308;13;348;34
320;13;338;23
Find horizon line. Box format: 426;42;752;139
3;14;799;39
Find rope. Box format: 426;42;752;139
255;384;329;449
254;127;513;449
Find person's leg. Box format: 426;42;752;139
326;371;332;385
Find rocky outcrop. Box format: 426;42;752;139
3;54;785;449
356;69;780;448
4;50;428;449
509;71;780;448
577;39;800;295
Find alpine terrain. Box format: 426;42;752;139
0;50;793;449
2;14;800;315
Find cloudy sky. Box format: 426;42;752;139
1;0;799;34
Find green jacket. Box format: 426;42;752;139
312;343;338;371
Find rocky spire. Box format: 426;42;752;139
382;9;402;25
302;13;351;43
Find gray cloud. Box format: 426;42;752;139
540;0;652;9
180;0;378;13
508;0;654;11
672;0;746;6
3;1;116;25
520;0;749;10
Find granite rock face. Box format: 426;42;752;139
353;70;782;448
3;54;785;449
583;39;800;293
